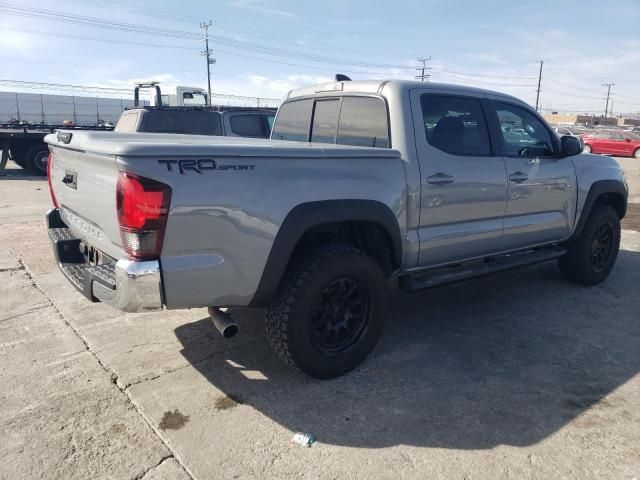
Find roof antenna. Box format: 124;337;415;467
335;74;351;82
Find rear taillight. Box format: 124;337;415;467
47;153;58;207
116;172;171;260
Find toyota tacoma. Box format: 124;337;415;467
45;79;628;378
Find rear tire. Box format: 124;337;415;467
265;244;387;379
558;205;620;285
583;144;592;153
25;145;49;176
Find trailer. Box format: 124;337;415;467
0;123;113;175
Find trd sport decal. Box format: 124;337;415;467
158;159;256;174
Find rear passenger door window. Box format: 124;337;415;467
337;97;389;148
494;102;554;157
420;94;492;156
311;99;340;144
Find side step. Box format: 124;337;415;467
399;246;567;292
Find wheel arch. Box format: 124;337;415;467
249;199;402;307
567;180;627;243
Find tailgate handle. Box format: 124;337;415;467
62;171;77;189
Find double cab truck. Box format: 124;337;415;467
45;79;628;378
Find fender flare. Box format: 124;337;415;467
568;179;628;243
249;199;402;307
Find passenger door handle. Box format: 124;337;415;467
509;171;528;183
427;172;455;186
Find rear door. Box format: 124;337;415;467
608;132;629;155
489;100;576;248
593;132;616;154
411;90;507;267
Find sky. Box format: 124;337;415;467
0;0;639;113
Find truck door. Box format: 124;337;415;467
489;100;577;249
410;90;508;267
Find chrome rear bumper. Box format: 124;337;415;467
47;208;164;312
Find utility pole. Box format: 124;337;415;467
535;60;544;112
609;99;614;119
200;20;215;106
415;57;431;82
602;82;614;126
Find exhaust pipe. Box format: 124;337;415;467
208;307;238;338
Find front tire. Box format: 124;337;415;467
558;205;620;285
634;148;640;159
265;244;387;379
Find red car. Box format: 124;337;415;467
581;131;640;158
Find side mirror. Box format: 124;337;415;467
625;138;631;143
561;135;583;157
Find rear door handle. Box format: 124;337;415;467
427;172;455;186
509;171;528;183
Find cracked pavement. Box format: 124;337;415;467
1;160;640;479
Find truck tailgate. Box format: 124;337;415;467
48;142;123;260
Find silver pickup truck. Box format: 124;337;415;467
45;79;628;378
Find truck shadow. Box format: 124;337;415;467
175;249;640;449
0;165;44;181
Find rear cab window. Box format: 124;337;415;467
272;96;389;148
271;99;313;141
114;111;139;133
229;114;268;138
140;110;222;135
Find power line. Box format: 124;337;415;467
0;78;282;103
415;57;431;82
0;4;414;70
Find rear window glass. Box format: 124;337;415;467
140;110;222;135
271;99;313;141
337;97;389;148
311;99;340;144
114;112;139;133
230;114;267;138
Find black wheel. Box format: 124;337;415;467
265;244;387;379
558;204;620;285
9;149;26;168
25;145;49;175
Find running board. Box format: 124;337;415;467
399;246;567;292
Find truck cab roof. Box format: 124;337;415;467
287;79;526;106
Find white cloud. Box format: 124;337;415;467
228;0;299;20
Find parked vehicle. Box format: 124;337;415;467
581;131;640;158
0;123;113;175
553;126;583;137
114;106;276;138
45;79;628;379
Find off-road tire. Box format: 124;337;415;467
25;145;49;176
558;204;620;285
265;243;387;379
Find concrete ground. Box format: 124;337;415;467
1;158;639;479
